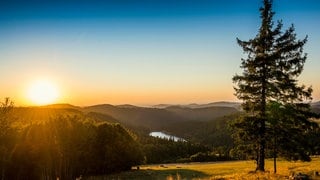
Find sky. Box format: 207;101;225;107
0;0;319;106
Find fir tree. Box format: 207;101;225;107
232;0;315;171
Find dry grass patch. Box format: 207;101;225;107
87;157;320;179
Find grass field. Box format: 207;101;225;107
86;157;320;179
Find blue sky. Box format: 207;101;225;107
0;0;319;105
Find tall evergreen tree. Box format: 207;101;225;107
232;0;313;171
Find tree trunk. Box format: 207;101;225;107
257;130;265;171
273;133;277;173
273;155;277;173
257;74;267;172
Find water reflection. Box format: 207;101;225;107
149;131;186;142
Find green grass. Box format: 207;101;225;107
86;157;320;179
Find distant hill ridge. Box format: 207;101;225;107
82;103;240;132
40;103;81;109
37;101;319;109
15;101;318;135
152;101;241;109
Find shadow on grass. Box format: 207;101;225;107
85;169;210;180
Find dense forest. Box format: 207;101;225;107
0;100;144;179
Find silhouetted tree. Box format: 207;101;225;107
0;98;14;180
233;0;314;171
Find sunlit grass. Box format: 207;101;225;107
88;157;320;179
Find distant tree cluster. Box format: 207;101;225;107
140;136;208;164
139;135;232;164
0;99;143;180
164;114;238;149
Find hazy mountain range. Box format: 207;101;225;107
23;101;320;127
152;101;241;109
82;103;239;131
13;101;319;143
13;102;239;132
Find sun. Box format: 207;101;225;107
27;79;60;105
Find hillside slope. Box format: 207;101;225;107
84;104;239;131
164;106;238;121
12;106;119;124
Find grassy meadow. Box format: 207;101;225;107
87;157;320;180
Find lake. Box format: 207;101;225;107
149;131;186;142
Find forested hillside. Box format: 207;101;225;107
84;104;238;132
0;103;143;180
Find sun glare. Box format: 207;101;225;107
27;80;59;105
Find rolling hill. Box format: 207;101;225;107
11;106;119;124
83;104;239;131
83;104;182;131
152;101;241;109
164;105;238;121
